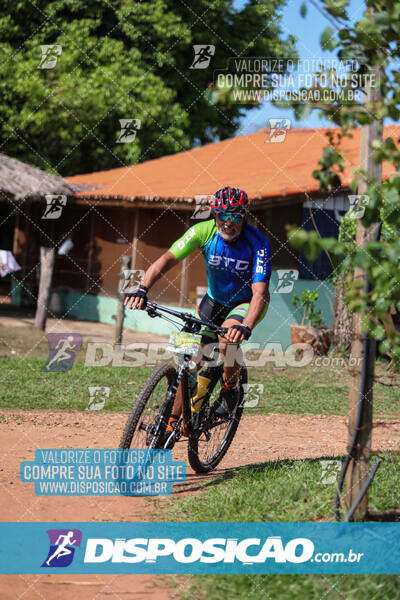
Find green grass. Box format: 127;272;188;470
2;325;399;598
156;451;400;523
0;323;399;416
156;452;400;600
0;357;154;411
249;361;399;417
169;573;400;600
1;354;399;416
0;323;51;357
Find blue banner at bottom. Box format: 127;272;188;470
0;523;399;574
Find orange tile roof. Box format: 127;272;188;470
67;125;400;202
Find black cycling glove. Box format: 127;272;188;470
231;323;252;340
125;284;148;307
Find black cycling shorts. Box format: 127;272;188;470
196;293;269;343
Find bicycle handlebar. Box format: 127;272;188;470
145;300;228;337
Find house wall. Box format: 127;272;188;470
14;203;96;305
58;206;206;304
11;200;308;310
0;204;15;250
11;198;334;349
265;203;302;269
134;208;187;304
13;203;39;305
53;272;333;349
0;203;17;297
299;196;349;280
12;203;200;305
91;206;132;296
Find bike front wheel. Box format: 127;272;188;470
119;363;177;450
187;366;247;473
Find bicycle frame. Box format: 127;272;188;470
161;352;227;448
159;355;193;449
132;299;229;449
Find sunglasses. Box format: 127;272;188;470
217;212;243;223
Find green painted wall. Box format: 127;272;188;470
54;271;333;350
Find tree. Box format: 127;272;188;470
0;0;296;175
287;0;400;363
286;1;400;519
334;189;398;355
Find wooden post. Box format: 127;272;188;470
114;255;131;346
179;212;189;306
85;211;95;293
10;206;20;305
34;247;55;330
12;207;19;256
20;203;31;306
345;64;382;519
131;207;139;270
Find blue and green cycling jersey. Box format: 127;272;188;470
168;219;271;307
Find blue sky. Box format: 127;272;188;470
235;0;370;134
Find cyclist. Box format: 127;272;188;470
125;186;271;434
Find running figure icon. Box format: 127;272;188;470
45;336;77;371
42;333;82;372
42;195;67;219
190;45;215;69
45;531;77;566
41;528;82;568
275;269;298;293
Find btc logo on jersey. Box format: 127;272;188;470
208;255;249;270
255;249;267;274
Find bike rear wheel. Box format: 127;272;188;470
119;363;177;450
187;366;247;473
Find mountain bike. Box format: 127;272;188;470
119;300;247;473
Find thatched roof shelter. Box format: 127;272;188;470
0;153;91;201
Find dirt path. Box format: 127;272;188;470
1;411;399;522
0;314;169;344
1;410;399;599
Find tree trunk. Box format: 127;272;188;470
34;247;55;330
345;277;377;519
114;255;131;346
345;61;382;520
333;276;353;353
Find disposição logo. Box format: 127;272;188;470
41;529;82;567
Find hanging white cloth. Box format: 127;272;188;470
0;250;21;277
58;237;73;255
